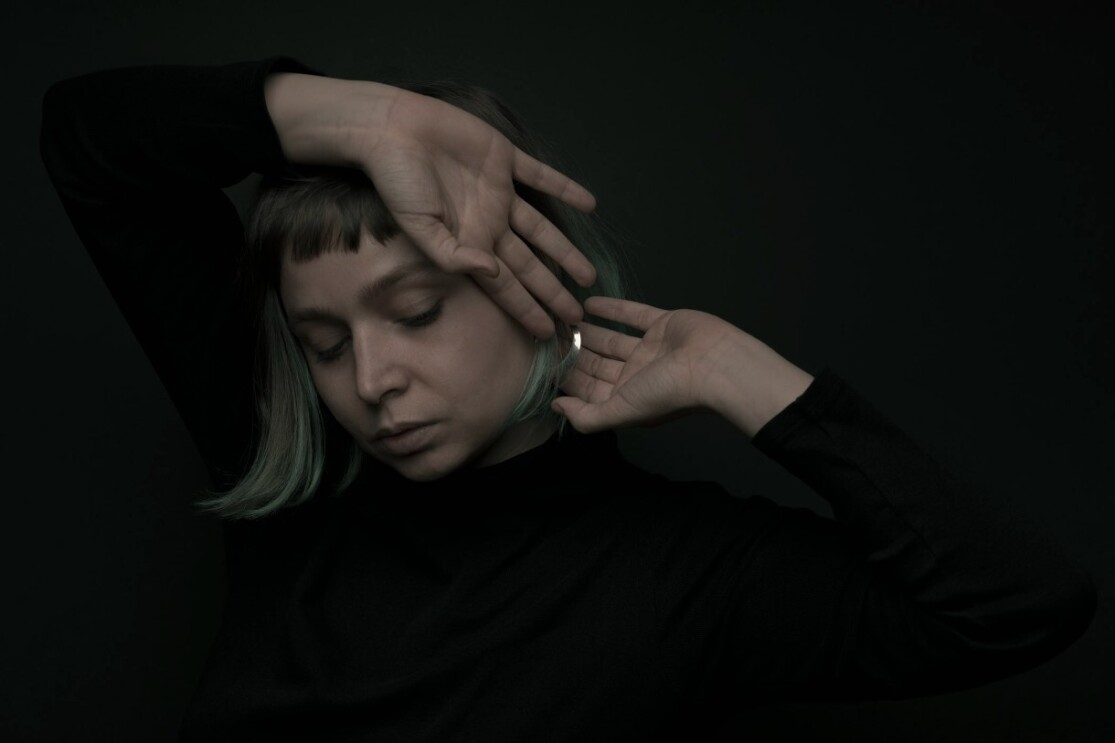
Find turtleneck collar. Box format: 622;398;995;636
341;427;625;515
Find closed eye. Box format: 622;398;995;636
399;299;443;328
314;340;348;364
311;300;444;364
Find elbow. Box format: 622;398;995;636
1040;567;1098;654
39;81;76;176
929;566;1099;695
40;78;98;198
40;77;79;136
980;565;1098;679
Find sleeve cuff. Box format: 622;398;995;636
750;366;848;452
245;55;329;177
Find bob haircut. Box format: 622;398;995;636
197;81;630;520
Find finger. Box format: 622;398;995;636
551;394;634;435
471;256;558;340
584;296;668;333
560;364;615;405
579;321;640;361
395;214;499;278
494;229;583;327
512;149;597;213
510;197;597;288
551;397;606;434
574;347;624;386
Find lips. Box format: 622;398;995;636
373;422;430;440
371;422;437;456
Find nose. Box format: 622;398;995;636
352;331;409;406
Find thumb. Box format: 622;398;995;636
552;396;609;434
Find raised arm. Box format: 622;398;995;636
557;296;1097;701
262;71;598;338
39;56;318;488
40;56;600;489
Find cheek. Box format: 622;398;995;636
440;298;535;400
297;292;536;424
308;368;359;426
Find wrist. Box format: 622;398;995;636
263;72;398;168
702;332;814;438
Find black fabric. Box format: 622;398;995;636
39;56;1097;742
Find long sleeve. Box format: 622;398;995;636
39;56;326;489
723;366;1098;703
157;365;1098;740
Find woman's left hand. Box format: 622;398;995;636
552;296;814;437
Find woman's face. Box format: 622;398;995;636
280;230;546;481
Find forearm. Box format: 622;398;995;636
712;368;1099;702
41;57;324;197
746;368;1096;695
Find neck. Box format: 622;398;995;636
474;415;560;468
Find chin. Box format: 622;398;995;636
394;463;450;482
383;446;469;482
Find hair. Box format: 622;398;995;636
195;81;631;520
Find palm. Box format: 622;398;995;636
358;88;597;339
555;297;744;433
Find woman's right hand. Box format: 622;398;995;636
265;72;597;339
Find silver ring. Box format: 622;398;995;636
556;325;581;381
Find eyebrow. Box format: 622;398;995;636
286;260;442;327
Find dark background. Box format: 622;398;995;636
4;0;1112;740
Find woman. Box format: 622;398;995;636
40;56;1096;742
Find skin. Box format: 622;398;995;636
265;71;598;341
555;297;816;440
267;73;813;456
281;229;557;482
281;226;814;483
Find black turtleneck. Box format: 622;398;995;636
40;55;1096;743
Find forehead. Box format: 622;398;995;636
281;230;435;293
